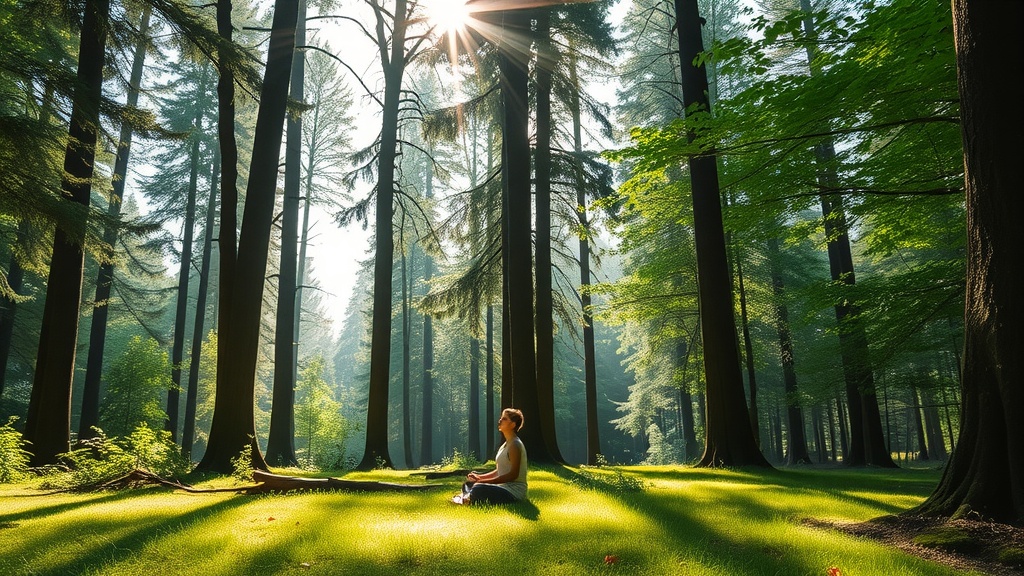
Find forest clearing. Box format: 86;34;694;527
4;465;1022;576
1;0;1021;571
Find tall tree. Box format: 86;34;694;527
494;8;546;462
182;149;219;458
567;50;600;465
266;0;308;467
798;0;894;468
165;71;208;443
675;0;768;467
914;0;1023;525
357;0;414;471
768;237;810;465
79;5;154;441
199;0;300;473
533;7;565;464
24;0;110;465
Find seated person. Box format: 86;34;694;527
453;408;528;505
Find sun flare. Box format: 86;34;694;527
427;0;472;35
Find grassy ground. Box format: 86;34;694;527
0;464;981;576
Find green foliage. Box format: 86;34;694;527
570;455;647;493
642;423;681;465
0;416;30;483
295;355;354;471
38;429;134;490
230;443;255;484
100;336;174;437
123;424;193;479
439;447;483;471
37;424;192;489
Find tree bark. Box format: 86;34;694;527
497;10;546;462
199;0;300;473
915;0;1023;525
182;147;219;458
532;8;564;465
798;0;895;469
734;246;760;447
0;227;26;401
675;0;769;468
768;238;810;465
358;0;409;470
167;84;205;443
79;6;152;440
568;51;600;466
25;0;109;465
266;0;307;468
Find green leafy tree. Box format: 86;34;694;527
295;355;352;469
100;336;174;437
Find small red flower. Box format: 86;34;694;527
604;555;620;565
827;567;841;576
268;517;276;521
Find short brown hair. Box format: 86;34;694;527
503;408;524;432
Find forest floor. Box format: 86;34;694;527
806;515;1024;576
2;464;1021;575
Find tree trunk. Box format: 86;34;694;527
920;382;948;460
485;303;495;457
358;0;409;470
420;269;435;466
768;238;810;465
182;147;219;458
24;0;109;465
78;6;152;440
199;0;299;473
911;384;929;460
676;342;699;461
421;173;436;465
799;0;895;470
734;244;760;447
915;0;1023;525
497;10;545;462
568;51;600;465
401;237;413;468
532;7;564;465
167;88;206;443
266;0;307;468
0;226;26;400
675;0;768;468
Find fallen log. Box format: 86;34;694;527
249;470;444;493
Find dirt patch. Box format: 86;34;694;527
804;515;1024;575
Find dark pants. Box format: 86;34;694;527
462;481;518;504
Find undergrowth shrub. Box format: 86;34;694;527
230;443;255;484
440;448;484;470
570;456;646;493
38;424;193;489
0;416;30;483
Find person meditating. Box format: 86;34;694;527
453;408;528;505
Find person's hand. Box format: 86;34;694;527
467;472;479;482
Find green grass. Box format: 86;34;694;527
0;464;981;575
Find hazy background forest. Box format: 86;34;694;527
0;0;965;473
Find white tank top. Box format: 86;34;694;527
494;437;528;500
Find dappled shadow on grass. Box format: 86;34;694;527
0;489;140;524
12;490;250;576
0;465;956;575
535;463;950;574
